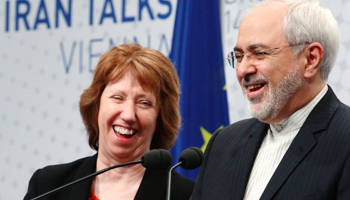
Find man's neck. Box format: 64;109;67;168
264;82;326;124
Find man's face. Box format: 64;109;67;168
235;3;304;123
242;68;302;122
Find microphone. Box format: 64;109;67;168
30;149;172;200
166;147;204;200
142;148;173;170
177;147;204;169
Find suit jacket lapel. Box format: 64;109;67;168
234;120;269;199
260;86;340;200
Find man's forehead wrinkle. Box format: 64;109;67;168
234;43;271;52
248;43;270;50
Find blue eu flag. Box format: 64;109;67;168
169;0;230;180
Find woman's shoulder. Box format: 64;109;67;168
41;154;96;171
34;155;97;186
35;154;97;178
23;154;97;199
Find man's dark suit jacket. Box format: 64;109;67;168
191;86;350;200
24;154;194;200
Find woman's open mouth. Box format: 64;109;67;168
113;125;137;138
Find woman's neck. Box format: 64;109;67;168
92;157;146;200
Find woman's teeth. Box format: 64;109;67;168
113;126;135;135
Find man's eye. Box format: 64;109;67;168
254;51;266;59
235;54;243;61
254;51;265;56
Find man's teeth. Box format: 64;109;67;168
247;84;263;90
113;126;135;135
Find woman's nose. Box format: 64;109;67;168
120;101;136;122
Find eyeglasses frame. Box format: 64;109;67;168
226;43;308;68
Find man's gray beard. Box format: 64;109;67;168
246;68;302;122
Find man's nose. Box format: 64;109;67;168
235;55;257;79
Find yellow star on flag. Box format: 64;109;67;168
200;125;224;152
223;84;227;90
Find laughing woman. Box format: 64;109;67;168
24;43;194;200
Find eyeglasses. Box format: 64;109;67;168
226;43;306;68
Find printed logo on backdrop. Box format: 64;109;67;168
3;0;175;74
221;0;263;123
222;0;263;33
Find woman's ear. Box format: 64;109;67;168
303;42;324;79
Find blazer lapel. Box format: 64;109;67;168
70;154;97;200
67;155;168;200
260;86;340;200
233;121;269;199
134;169;168;200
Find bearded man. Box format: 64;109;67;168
191;0;350;199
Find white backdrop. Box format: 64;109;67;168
1;0;350;199
0;1;177;199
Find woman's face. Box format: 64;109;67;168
97;72;159;162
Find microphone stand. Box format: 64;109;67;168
30;160;142;200
166;161;183;200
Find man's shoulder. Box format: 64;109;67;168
338;102;350;114
221;118;262;133
209;118;265;143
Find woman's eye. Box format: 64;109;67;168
112;96;123;101
139;100;152;108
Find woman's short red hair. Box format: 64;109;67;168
79;43;180;150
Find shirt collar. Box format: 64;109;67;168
270;85;328;136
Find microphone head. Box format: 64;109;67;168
141;149;173;170
178;147;204;170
